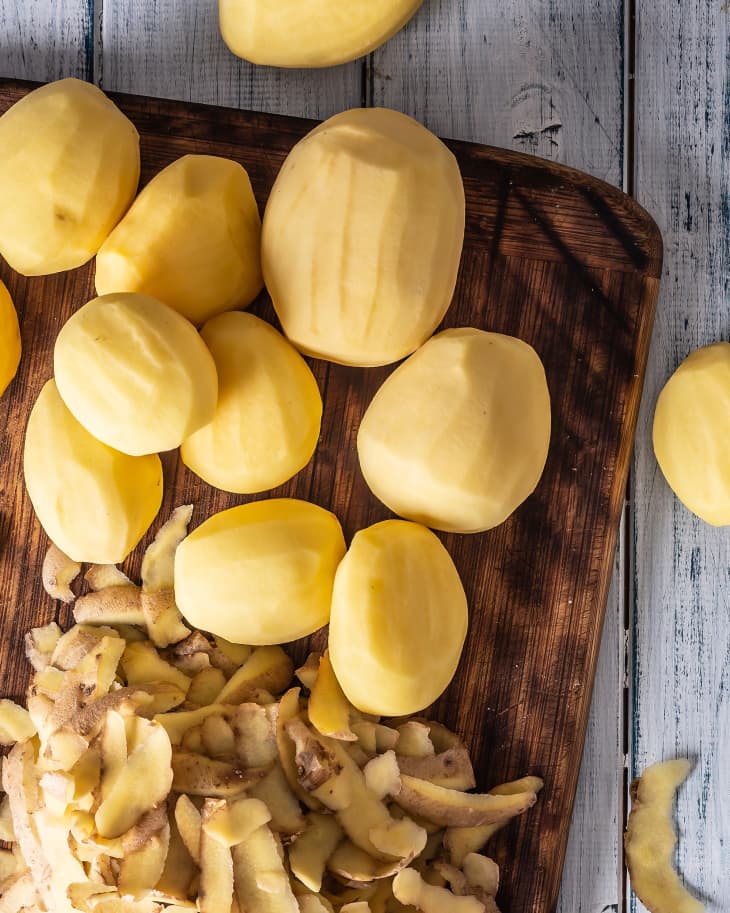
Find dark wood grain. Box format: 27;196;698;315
0;79;661;913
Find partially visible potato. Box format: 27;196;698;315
262;107;465;366
328;519;468;716
54;293;218;455
219;0;423;68
174;499;346;645
653;341;730;525
0;78;139;276
23;379;163;563
358;328;551;533
95;154;262;326
181;312;322;493
0;279;21;397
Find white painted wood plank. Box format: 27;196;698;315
99;0;361;117
373;4;627;911
632;4;730;912
0;0;91;81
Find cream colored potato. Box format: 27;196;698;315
653;341;730;525
0;280;21;397
328;519;468;716
174;499;346;645
95;155;262;326
220;0;423;68
262;107;464;366
23;380;162;563
0;78;139;276
181;313;321;493
54;293;218;456
358;328;551;533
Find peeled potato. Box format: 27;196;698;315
54;293;218;456
328;519;467;716
174;499;346;645
95;155;263;326
262;107;465;366
0;78;139;276
653;341;730;525
358;328;551;533
0;280;21;397
219;0;423;68
181;312;321;493
23;380;162;563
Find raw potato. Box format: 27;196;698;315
625;759;704;913
262;107;464;366
181;313;322;493
219;0;423;67
174;499;346;645
95;154;262;326
54;293;218;455
23;380;163;563
358;328;551;533
0;78;139;275
653;341;730;525
0;279;21;397
328;520;468;716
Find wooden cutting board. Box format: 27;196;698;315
0;79;662;913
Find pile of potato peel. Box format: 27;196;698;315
0;509;542;913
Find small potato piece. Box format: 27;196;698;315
199;801;234;913
653;341;730;525
394;775;538;828
358;328;551;533
328;520;467;716
96;155;262;326
249;763;306;834
171;750;264;797
262;108;464;367
181;313;322;493
215;646;294;704
24;380;163;564
0;78;139;276
121;641;191;693
0;700;36;745
54;293;218;456
232;824;300;913
142;505;193;592
174;499;346;645
188;667;228;707
219;0;422;68
202;796;271;847
289;813;344;893
24;621;63;672
41;543;81;604
393;867;484;913
0;281;20;398
625;759;705;913
308;651;356;741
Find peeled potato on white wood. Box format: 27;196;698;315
357;328;551;533
219;0;423;68
328;519;468;716
653;341;730;525
262;107;465;367
0;78;139;276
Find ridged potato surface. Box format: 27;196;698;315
328;519;468;716
0;280;21;398
0;79;139;276
653;341;730;525
219;0;423;68
23;380;163;563
54;293;218;456
95;155;263;326
262;107;465;366
174;499;346;645
358;328;551;533
181;312;322;493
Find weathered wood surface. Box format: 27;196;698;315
631;4;730;912
0;77;660;913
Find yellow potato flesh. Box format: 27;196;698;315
0;280;21;397
0;78;139;276
328;519;468;716
262;107;464;366
181;312;322;493
357;328;551;533
653;341;730;525
95;154;263;326
23;380;162;563
54;293;218;456
174;499;346;645
219;0;423;68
